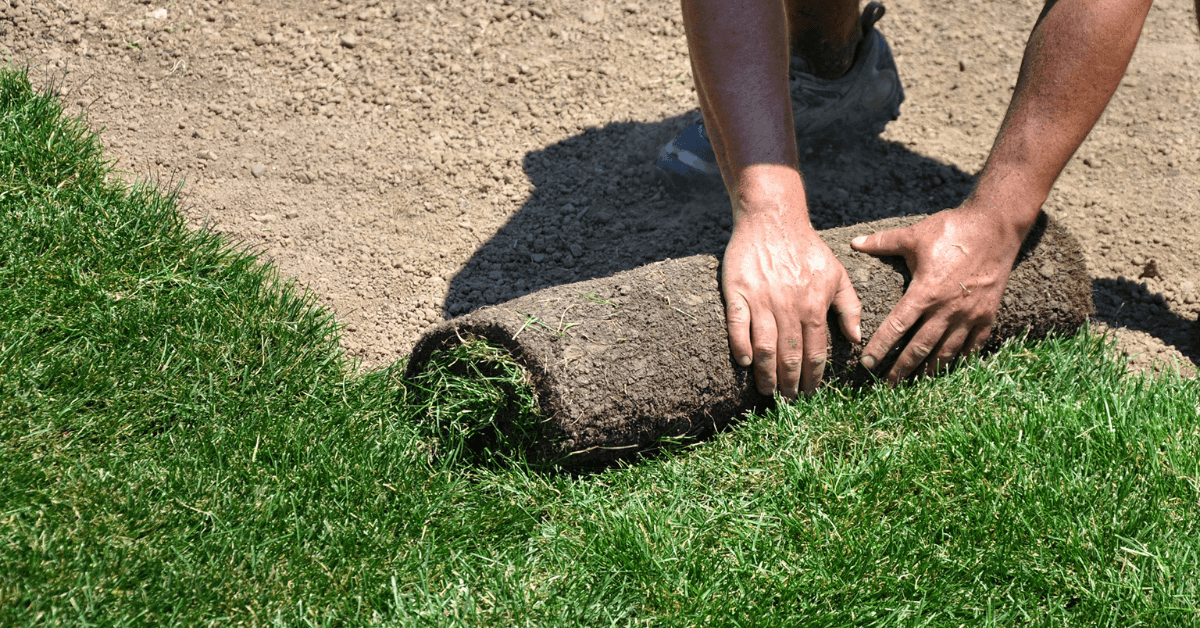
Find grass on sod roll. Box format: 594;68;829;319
407;339;542;465
3;65;1200;626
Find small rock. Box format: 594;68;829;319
570;243;583;258
250;163;267;177
1140;260;1160;279
1039;261;1057;279
567;69;586;80
150;8;168;20
253;32;271;45
339;33;359;48
580;7;605;24
1180;280;1195;295
197;150;217;161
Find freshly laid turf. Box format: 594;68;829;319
2;67;1199;627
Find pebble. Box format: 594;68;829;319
580;7;606;24
197;150;217;161
339;33;358;48
251;163;267;177
253;32;271;46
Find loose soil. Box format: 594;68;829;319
6;0;1198;375
407;214;1090;465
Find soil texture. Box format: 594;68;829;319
406;213;1091;466
5;0;1198;376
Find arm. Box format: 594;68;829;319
683;0;862;398
852;0;1152;383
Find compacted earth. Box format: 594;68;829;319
4;0;1198;376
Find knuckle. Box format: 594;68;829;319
781;356;803;372
886;317;909;336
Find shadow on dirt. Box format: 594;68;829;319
444;110;976;317
1092;277;1199;362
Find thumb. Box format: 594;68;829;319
851;226;917;258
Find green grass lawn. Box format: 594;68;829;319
2;67;1199;627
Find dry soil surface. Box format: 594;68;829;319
5;0;1198;376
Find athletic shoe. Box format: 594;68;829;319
655;114;724;193
790;3;904;139
655;2;904;193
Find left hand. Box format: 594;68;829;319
850;205;1026;384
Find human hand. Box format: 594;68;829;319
723;209;862;399
850;206;1026;384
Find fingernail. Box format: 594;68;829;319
854;324;862;342
862;355;876;369
852;236;865;246
738;355;752;367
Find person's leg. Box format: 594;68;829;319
785;0;861;79
656;0;902;193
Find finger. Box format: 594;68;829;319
725;292;754;368
922;325;971;377
751;311;779;397
775;324;804;400
831;271;863;344
886;319;946;385
800;321;828;395
850;226;917;258
861;297;924;371
963;322;994;356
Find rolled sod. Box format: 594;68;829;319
406;213;1092;466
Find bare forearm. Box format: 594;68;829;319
682;0;803;212
973;0;1152;239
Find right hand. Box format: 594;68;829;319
722;177;862;399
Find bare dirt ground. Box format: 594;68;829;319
5;0;1198;377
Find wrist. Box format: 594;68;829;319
729;164;811;224
963;167;1047;243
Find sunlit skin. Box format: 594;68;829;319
684;0;1153;396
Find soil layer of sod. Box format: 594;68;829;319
406;213;1093;466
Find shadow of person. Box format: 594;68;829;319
1091;277;1199;365
444;110;977;318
